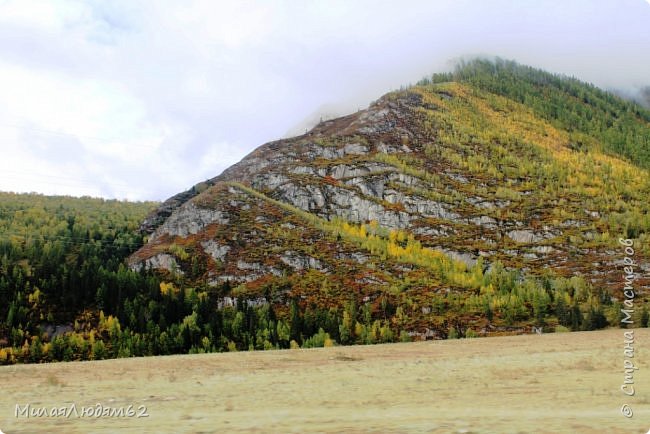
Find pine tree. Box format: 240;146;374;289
289;299;302;344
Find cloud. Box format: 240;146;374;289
0;0;649;200
0;61;171;199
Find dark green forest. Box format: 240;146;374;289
0;192;402;363
419;58;650;169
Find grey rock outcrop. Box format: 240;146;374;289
150;202;229;242
131;253;183;275
201;240;231;262
280;251;326;271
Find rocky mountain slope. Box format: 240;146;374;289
130;59;650;338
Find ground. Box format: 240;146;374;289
1;328;649;433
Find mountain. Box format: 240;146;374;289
2;59;648;365
130;58;650;340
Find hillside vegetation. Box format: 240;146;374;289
1;59;649;364
420;58;650;169
0;193;159;363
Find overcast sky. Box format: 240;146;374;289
1;0;649;201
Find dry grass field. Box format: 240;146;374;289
1;328;649;433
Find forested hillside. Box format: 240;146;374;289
129;59;649;360
2;190;631;366
2;60;649;365
420;58;650;169
0;193;160;363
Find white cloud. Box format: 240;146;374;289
0;0;66;31
0;62;173;199
0;0;649;201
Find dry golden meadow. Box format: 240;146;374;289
1;328;649;433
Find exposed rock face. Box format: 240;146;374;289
506;229;557;244
131;253;182;275
507;230;544;244
439;249;478;269
132;84;648;297
149;202;229;242
251;173;290;191
236;260;283;277
470;216;498;229
138;95;417;234
139;189;202;235
201;240;230;262
280;251;326;271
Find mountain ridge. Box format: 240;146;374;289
129;59;650;341
143;59;650;236
2;60;649;365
